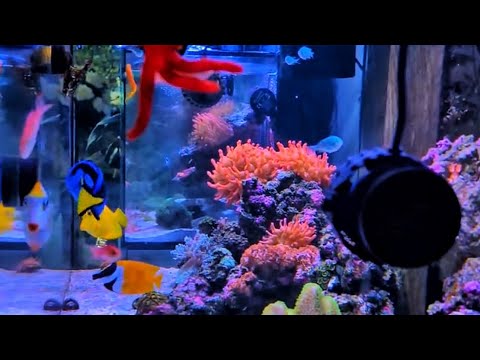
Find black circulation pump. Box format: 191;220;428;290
322;46;462;268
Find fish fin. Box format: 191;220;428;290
40;114;60;125
65;172;82;200
180;256;201;272
35;94;45;108
39;103;53;115
114;208;128;228
125;64;137;101
77;188;104;215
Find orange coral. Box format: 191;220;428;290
240;243;320;280
238;217;319;282
447;163;462;183
262;216;316;248
207;140;277;204
276;141;336;187
227;217;320;297
207;140;336;204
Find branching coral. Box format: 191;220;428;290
207;140;336;205
262;283;341;315
158;221;250;315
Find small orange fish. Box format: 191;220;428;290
125;64;137;101
90;244;122;267
173;166;196;181
448;163;462;182
92;260;163;295
19;94;52;159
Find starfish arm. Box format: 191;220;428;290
173;57;243;74
161;70;221;93
126;59;156;141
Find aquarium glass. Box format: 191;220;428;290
0;44;469;316
0;45;72;270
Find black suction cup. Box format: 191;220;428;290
322;148;462;268
182;73;233;108
250;88;277;117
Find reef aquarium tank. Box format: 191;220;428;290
0;44;473;315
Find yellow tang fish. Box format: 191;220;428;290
0;202;15;234
92;260;163;295
77;187;127;244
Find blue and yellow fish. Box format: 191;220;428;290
66;160;127;246
77;187;127;245
65;160;105;201
92;260;163;295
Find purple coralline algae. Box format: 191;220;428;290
422;135;480;257
152;171;401;315
229;172;400;315
314;226;401;315
428;257;480;315
239;171;329;244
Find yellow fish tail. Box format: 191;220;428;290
77;188;104;215
114;208;128;228
1;204;15;217
0;202;15;233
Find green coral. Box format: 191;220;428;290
314;261;336;290
73;45;122;93
133;291;169;315
262;283;341;315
